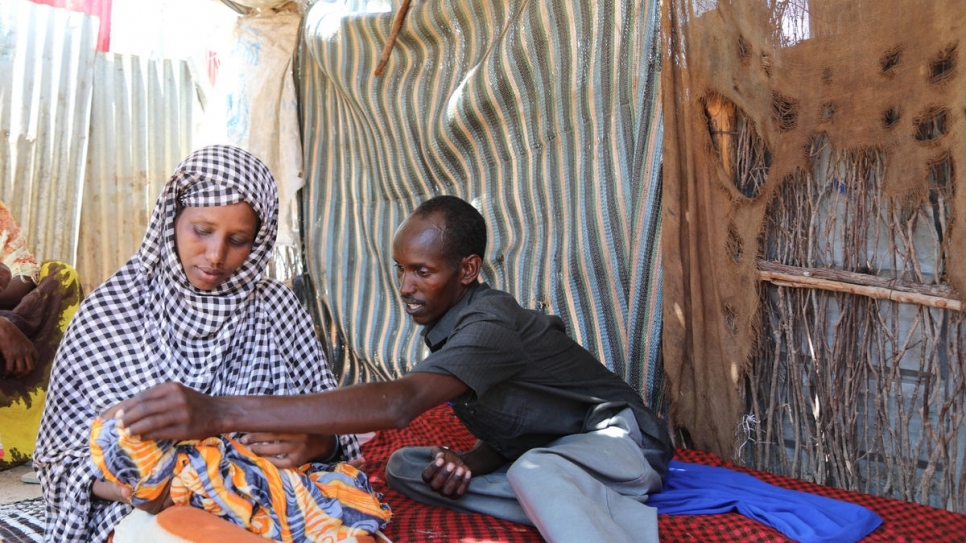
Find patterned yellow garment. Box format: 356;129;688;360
0;261;81;468
0;200;39;279
90;417;391;542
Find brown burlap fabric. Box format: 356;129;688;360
661;0;966;456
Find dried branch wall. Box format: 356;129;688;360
661;0;966;509
746;140;965;510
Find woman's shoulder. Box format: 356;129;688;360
79;259;145;308
251;278;323;355
255;276;298;300
253;277;310;318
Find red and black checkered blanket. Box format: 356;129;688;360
362;404;966;542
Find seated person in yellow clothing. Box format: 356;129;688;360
0;200;81;470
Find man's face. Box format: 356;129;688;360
392;213;468;326
174;202;258;290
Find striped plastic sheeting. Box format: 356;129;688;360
297;0;664;408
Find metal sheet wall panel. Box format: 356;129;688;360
0;0;97;265
78;53;200;293
297;0;665;405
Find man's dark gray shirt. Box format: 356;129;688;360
411;282;673;476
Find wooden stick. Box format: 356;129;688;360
374;0;413;76
757;260;962;312
758;260;957;298
704;94;736;179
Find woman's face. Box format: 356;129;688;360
174;202;259;290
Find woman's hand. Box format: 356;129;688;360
133;480;175;515
421;446;472;499
99;402;124;420
240;433;337;468
0;316;37;377
92;479;173;514
91;480;133;504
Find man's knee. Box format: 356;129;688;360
384;448;408;487
385;447;431;491
506;447;562;487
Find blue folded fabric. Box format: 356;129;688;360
649;460;883;543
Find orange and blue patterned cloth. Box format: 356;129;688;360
90;417;391;542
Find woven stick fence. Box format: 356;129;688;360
708;97;966;512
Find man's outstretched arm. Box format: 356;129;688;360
119;372;469;441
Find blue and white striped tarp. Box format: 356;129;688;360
296;0;665;409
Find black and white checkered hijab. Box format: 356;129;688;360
139;143;278;347
35;145;360;543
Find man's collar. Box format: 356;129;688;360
422;281;486;350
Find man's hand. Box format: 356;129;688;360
421;446;472;499
0;316;37;377
240;432;337;468
119;382;220;441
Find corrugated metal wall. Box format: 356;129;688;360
1;0;204;294
79;53;199;293
0;0;97;265
296;0;665;406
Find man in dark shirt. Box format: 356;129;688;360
121;195;673;543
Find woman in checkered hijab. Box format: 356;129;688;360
34;145;361;543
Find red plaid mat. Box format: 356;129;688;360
361;404;542;542
361;405;966;542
